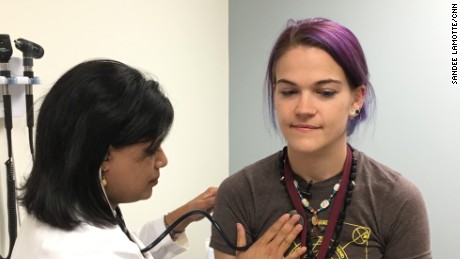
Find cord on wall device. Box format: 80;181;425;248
0;33;17;259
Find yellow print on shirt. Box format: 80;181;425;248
287;219;371;259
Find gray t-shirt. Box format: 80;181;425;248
210;149;431;259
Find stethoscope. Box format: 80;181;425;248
139;209;246;254
98;169;249;256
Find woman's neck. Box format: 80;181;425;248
287;142;348;183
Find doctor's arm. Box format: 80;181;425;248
137;187;217;258
164;186;217;238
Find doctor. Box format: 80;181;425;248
12;59;217;258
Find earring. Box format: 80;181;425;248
350;108;361;116
101;169;108;187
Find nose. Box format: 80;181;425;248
155;147;168;168
295;92;316;116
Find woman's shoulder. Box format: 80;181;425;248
223;152;281;181
354;149;422;196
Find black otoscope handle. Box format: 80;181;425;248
14;38;44;157
3;94;12;130
2;94;13;157
23;69;34;129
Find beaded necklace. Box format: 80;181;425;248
280;145;357;259
294;178;341;237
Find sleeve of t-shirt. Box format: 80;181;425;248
381;176;432;259
209;172;254;256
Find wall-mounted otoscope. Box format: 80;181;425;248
0;34;17;259
13;38;44;61
0;35;13;156
14;38;44;157
0;36;13;65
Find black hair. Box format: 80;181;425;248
20;59;174;230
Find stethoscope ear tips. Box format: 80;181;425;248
289;210;304;226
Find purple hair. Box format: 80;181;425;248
265;18;375;136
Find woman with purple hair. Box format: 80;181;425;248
210;18;431;259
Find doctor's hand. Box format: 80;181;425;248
164;186;217;233
236;213;306;259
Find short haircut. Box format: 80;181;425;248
20;59;174;230
265;17;376;135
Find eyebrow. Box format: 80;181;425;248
276;78;343;87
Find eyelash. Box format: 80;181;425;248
279;89;336;98
280;89;298;96
318;90;336;98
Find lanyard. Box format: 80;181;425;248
283;145;352;258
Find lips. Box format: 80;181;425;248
291;124;321;130
148;180;158;188
149;177;159;186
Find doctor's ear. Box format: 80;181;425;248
103;146;115;161
100;148;112;169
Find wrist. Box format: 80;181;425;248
164;214;184;240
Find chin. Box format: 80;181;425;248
140;190;153;200
287;139;324;153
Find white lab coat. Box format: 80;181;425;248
11;216;188;259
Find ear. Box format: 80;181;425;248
100;160;109;172
351;85;366;109
100;147;112;171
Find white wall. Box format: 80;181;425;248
0;1;228;259
229;0;459;258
